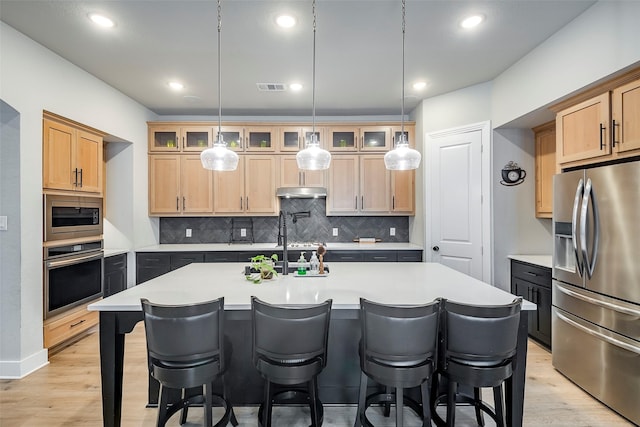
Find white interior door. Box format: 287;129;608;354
427;123;489;281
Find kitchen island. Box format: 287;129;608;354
89;262;534;427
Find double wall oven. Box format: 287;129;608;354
43;194;104;319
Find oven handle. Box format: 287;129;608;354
46;252;103;268
555;310;640;355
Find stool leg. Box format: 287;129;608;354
384;386;392;417
396;386;404;427
446;380;457;427
157;384;170;427
222;375;239;427
354;372;367;427
420;380;432;427
262;380;273;427
474;387;485;426
493;384;505;427
179;388;188;425
203;383;213;427
309;377;321;427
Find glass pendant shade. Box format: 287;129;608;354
384;134;421;170
297;134;331;170
201;134;239;171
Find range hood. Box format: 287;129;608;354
276;187;327;198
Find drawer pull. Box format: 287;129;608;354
525;271;539;277
70;319;86;328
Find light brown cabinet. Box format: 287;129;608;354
279;126;325;152
360;126;392;151
148;124;212;152
280;156;326;188
555;73;640;169
327;155;409;215
327;125;395;152
43;301;99;349
148;155;213;215
213;155;278;215
533;122;556;219
43;116;103;195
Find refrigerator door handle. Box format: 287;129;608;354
555;310;640;355
572;178;585;277
555;283;640;317
580;178;600;279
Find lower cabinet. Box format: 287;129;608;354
104;254;127;297
43;302;99;349
510;259;552;348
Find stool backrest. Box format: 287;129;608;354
251;296;332;365
442;298;522;365
360;298;440;365
141;297;225;368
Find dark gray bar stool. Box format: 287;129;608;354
251;296;333;427
354;298;440;427
432;298;522;427
141;297;238;427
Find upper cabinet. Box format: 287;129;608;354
279;126;325;152
280;156;326;188
533;121;556;219
43;115;103;195
148;124;212;152
244;126;275;152
213;155;278;215
328;125;396;152
554;71;640;169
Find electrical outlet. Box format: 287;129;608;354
185;228;192;238
332;228;339;236
241;228;247;237
0;216;7;231
390;227;396;236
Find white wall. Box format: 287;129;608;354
0;22;157;377
492;1;640;128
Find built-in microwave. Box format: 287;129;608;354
44;194;103;242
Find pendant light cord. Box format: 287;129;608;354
401;0;405;140
217;0;222;142
311;0;317;137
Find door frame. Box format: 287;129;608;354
424;121;492;284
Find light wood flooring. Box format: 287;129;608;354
0;324;633;426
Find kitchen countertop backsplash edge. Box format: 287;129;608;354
508;254;552;269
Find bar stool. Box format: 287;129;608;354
251;296;333;427
141;298;238;427
354;298;440;427
432;298;522;427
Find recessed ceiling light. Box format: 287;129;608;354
289;83;303;91
89;13;115;28
412;81;427;90
276;15;296;28
461;15;484;29
168;81;184;91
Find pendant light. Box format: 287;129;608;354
384;0;421;171
296;0;331;171
201;0;239;171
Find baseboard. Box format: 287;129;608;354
0;348;49;379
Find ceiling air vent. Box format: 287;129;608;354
257;83;287;92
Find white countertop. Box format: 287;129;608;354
89;262;535;312
508;255;552;269
135;242;423;252
104;249;128;257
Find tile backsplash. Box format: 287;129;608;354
160;199;409;244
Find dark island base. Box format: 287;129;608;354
100;310;528;427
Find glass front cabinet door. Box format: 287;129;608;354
149;126;180;152
328;127;358;152
245;126;275;152
182;126;212;152
360;126;391;151
215;126;244;151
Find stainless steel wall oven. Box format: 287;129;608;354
44;194;103;242
44;240;103;319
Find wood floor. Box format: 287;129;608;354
0;324;633;427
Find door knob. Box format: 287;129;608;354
432;246;440;252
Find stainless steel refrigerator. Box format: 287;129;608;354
552;160;640;425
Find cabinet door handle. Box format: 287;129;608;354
246;197;249;211
240;197;243;210
176;197;179;211
612;119;619;148
73;168;78;186
599;123;606;150
183;197;186;210
392;195;395;210
78;168;83;187
361;196;364;209
355;196;358;209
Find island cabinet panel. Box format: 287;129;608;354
104;254;127;297
510;259;551;348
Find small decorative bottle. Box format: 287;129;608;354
309;251;319;274
297;252;307;275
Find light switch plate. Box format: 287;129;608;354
185;228;192;237
0;216;7;231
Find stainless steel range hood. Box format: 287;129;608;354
276;187;327;198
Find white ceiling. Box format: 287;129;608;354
0;0;596;117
